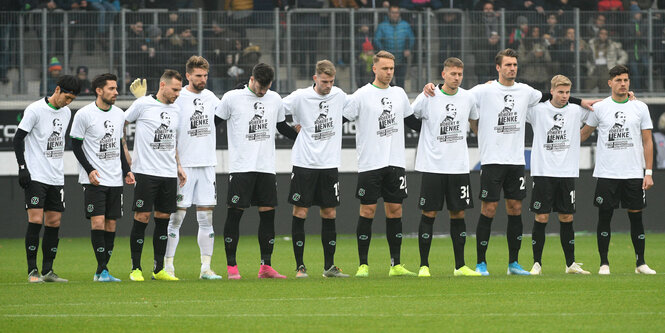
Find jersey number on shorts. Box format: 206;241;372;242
519;177;525;190
399;176;407;193
334;182;340;202
460;185;470;199
570;190;576;204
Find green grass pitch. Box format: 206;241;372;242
1;233;664;331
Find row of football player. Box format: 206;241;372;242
14;48;656;283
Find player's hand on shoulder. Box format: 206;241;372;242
129;78;147;98
18;165;31;189
628;91;636;101
125;172;136;185
581;99;602;111
294;124;301;133
423;83;436;97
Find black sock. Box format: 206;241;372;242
130;219;148;270
153;217;169;273
418;215;435;267
507;215;523;263
450;218;467;269
356;216;373;265
223;207;244;267
386;217;402;266
321;218;336;270
559;221;575;267
597;209;613;266
104;231;116;269
25;222;42;274
292;216;306;268
476;214;493;264
531;221;546;265
258;210;275;266
91;229;106;274
628;211;646;266
41;226;59;275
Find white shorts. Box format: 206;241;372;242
177;166;217;208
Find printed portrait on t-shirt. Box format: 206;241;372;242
438;103;462;141
498;94;514;125
46;118;64;152
189;98;211;136
159;112;171;129
381;97;392;115
443;103;457;123
151;112;175;150
545;113;569;150
252;102;265;120
317;101;329;121
378;97;396;131
99;120;119;157
193;98;204;115
313;100;335;140
247;101;269;140
547;113;565;142
103;119;115;137
612;111;626;130
607;111;632;146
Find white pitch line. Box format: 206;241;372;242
0;289;661;309
3;312;664;318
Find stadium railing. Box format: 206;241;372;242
0;8;664;97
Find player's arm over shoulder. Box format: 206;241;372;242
468;83;486;101
124;96;147;123
342;90;360;121
217;90;239;120
527;84;543;106
281;89;302;116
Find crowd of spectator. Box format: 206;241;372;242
4;0;665;93
471;0;665;91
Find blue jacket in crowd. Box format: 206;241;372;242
374;17;415;62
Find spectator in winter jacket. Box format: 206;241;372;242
586;28;628;91
374;5;415;88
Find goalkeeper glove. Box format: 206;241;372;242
18;164;31;189
129;78;147;98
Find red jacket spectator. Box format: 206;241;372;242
598;0;624;11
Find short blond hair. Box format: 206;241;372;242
443;57;464;69
315;60;336;76
373;50;395;64
185;55;209;74
550;75;572;89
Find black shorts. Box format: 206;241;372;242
418;172;474;212
479;164;526;202
227;172;278;208
132;173;177;213
24;181;65;212
356;166;408;205
288;166;340;208
83;185;123;219
593;178;646;210
529;177;576;214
